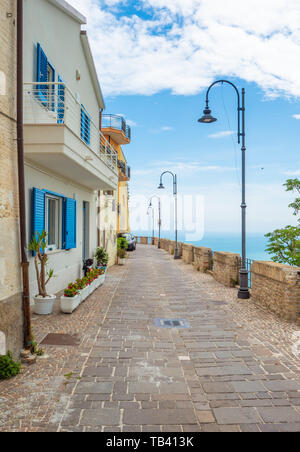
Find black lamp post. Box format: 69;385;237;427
158;171;179;259
149;196;161;248
198;79;250;299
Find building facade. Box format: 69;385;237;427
102;114;131;234
23;0;119;299
0;0;24;358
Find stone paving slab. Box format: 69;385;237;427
0;245;299;432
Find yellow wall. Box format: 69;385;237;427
103;135;130;234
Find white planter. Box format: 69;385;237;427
99;274;105;285
80;286;90;301
94;277;101;289
118;258;126;266
60;293;82;314
33;295;56;315
89;280;96;294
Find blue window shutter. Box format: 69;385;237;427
32;188;45;255
80;105;91;145
36;43;48;83
63;198;77;249
36;43;48;105
57;75;65;124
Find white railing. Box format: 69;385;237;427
23;82;118;174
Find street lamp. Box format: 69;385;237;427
147;204;155;245
158;171;179;259
148;196;161;248
198;79;250;299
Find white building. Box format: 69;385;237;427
23;0;118;299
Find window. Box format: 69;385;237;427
45;194;62;251
32;188;77;253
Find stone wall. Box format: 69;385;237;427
0;0;24;358
169;241;175;255
251;261;300;321
182;244;194;264
213;252;241;287
193;246;213;273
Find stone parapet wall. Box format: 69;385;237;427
251;261;300;321
163;239;171;251
169;241;175;255
213;251;241;287
177;242;183;258
193;246;213;273
139;236;149;245
182;244;194;264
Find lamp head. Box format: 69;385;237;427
158;182;165;190
198;108;217;124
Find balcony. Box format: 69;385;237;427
118;159;130;182
23;82;118;191
102;114;131;145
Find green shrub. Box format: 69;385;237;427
95;247;109;266
0;351;21;380
117;237;128;251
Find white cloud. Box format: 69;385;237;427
161;126;173;131
283;169;300;175
133;160;235;176
208;130;234;139
67;0;300;98
292;114;300;119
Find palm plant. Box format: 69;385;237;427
28;231;54;297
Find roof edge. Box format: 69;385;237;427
47;0;86;25
80;31;105;110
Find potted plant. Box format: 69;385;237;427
28;231;55;315
76;277;89;302
98;267;105;285
117;237;128;265
60;283;81;314
95;247;109;271
86;269;96;294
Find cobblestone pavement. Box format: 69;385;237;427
0;245;299;432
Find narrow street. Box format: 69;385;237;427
0;245;299;432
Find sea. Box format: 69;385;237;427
132;231;270;261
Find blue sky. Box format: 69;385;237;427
69;0;300;236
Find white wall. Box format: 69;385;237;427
23;0;100;123
99;190;118;266
25;162;98;300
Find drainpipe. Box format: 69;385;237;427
17;0;31;349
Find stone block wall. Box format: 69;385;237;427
251;261;300;321
177;242;183;258
0;1;24;358
169;241;175;255
193;246;213;272
213;252;241;287
182;244;194;264
139;236;149;245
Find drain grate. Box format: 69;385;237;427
40;333;80;346
154;318;190;329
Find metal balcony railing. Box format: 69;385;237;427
102;114;131;140
23;82;118;174
118;160;131;179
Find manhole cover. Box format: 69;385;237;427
154;318;190;328
40;333;80;346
